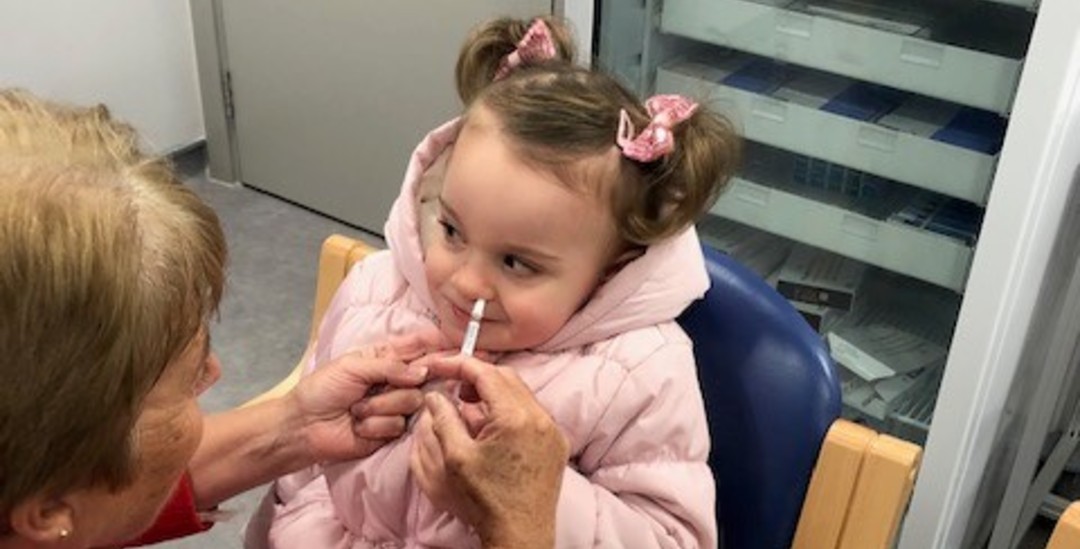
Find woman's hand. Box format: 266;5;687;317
189;331;453;511
290;330;451;462
409;355;569;549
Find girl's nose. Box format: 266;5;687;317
451;256;495;302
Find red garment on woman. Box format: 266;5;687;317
124;473;212;546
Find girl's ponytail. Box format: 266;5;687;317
455;16;576;106
616;105;742;245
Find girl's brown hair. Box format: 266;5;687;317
455;17;741;245
0;89;227;529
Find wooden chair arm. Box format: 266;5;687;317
793;420;877;549
794;419;923;549
1047;501;1080;549
241;235;373;408
310;235;374;340
838;432;922;548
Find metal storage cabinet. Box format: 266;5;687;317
590;0;1080;546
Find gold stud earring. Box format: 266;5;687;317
58;528;70;539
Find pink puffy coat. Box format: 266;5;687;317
265;119;716;548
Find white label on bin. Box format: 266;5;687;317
735;183;771;207
900;39;945;69
705;25;731;47
752;97;787;123
857;125;898;153
775;11;813;39
841;214;879;241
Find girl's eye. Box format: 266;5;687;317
439;219;462;244
503;255;539;275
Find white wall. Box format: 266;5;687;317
0;0;204;153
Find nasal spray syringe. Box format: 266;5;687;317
459;298;486;358
408;298;485;430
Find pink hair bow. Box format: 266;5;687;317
494;19;557;81
616;95;699;162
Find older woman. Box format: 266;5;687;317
0;90;567;549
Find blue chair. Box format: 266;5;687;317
676;244;842;549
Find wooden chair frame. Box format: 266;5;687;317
242;235;375;408
793;420;922;548
1046;501;1080;548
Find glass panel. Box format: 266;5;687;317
598;0;1039;445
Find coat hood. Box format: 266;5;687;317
384;118;709;352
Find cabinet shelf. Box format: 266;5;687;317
712;145;975;291
661;0;1030;114
985;0;1038;9
657;60;1000;204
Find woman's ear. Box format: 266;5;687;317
8;494;75;544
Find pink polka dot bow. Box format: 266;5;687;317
616;95;699;163
494;19;557;81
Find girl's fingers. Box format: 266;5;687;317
407;349;465;373
459;402;489;438
389;329;454;361
424;356;535;417
351;388;424;418
353;415;407;439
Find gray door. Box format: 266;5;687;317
221;1;551;232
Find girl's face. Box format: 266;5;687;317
425;106;621;352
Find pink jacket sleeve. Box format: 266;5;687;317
554;342;716;548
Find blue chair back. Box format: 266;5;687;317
676;244;842;549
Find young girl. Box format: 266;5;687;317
262;16;740;548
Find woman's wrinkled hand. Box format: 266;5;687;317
290;329;451;462
409;355;568;549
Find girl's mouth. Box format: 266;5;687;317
448;302;471;326
446;299;491;330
